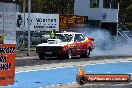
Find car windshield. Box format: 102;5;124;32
55;34;73;42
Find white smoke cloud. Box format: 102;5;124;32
82;27;132;56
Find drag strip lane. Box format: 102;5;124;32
16;56;132;67
3;61;132;88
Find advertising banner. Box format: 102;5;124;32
76;66;131;85
16;13;59;31
101;9;118;22
60;15;88;30
0;44;16;86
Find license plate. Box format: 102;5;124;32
45;52;52;54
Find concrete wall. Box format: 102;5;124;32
74;0;103;20
74;0;119;22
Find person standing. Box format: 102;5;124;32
51;29;56;39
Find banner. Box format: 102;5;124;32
60;15;88;30
0;44;16;86
16;13;59;31
101;9;118;22
76;66;131;85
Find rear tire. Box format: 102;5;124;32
80;48;91;58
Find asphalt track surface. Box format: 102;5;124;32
1;56;132;88
15;56;132;67
5;58;132;88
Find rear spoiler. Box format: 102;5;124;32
88;38;94;41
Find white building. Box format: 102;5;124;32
0;0;19;44
74;0;120;35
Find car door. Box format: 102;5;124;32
78;34;87;53
74;34;83;55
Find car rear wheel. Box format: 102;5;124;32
80;48;91;58
86;48;90;57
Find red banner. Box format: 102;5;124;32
60;15;88;30
0;44;16;86
76;66;131;85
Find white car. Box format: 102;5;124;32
36;32;95;60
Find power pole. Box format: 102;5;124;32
23;0;26;28
22;0;26;49
27;0;31;56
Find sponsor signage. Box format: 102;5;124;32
0;44;16;86
101;9;118;22
76;66;131;85
16;13;59;31
60;15;88;30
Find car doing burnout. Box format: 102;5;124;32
36;32;95;60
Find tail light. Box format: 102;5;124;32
88;38;94;41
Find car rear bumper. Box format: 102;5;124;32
36;46;67;57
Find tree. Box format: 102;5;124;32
19;0;74;14
119;0;132;29
19;0;132;29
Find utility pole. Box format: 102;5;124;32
27;0;31;56
23;0;25;28
2;2;5;40
22;0;26;49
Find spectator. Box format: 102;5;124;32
50;29;56;39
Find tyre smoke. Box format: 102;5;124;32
82;28;132;56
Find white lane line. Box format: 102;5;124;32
16;68;55;73
16;66;77;73
16;61;132;73
45;82;76;88
86;71;92;73
120;61;130;62
51;85;56;87
71;82;76;84
67;83;71;85
126;73;132;75
106;72;111;73
39;87;43;88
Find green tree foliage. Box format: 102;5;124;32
19;0;74;14
119;0;132;29
19;0;132;29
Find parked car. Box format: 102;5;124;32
36;32;95;60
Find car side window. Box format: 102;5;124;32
74;34;85;42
